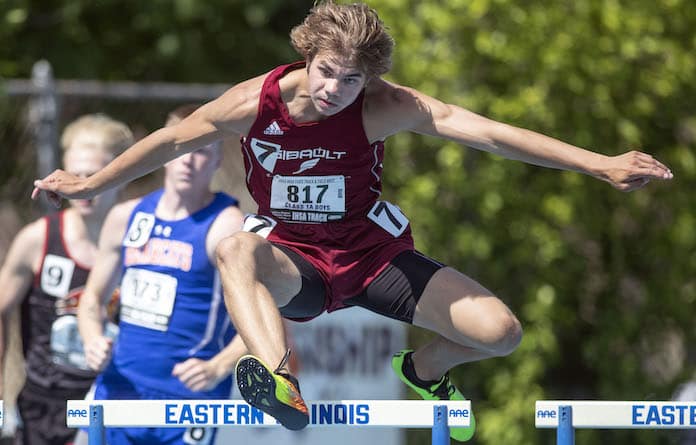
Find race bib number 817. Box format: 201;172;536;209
270;175;345;223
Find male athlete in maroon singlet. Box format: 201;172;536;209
243;61;415;316
32;2;673;441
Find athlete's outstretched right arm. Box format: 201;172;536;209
32;77;264;207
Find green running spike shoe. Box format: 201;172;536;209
392;349;476;442
236;354;309;430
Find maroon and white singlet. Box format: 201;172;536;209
241;62;415;313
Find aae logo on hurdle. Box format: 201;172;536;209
536;401;696;429
66;400;470;428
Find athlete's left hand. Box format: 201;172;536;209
172;358;225;392
597;150;673;191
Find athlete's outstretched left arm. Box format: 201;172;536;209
383;83;673;191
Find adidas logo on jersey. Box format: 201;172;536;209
263;121;284;136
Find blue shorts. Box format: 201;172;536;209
92;367;218;445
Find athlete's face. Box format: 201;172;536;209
164;144;221;193
62;138;117;218
307;53;366;117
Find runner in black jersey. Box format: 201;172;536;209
32;2;673;441
0;114;132;445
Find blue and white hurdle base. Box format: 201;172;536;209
536;400;696;445
67;399;471;445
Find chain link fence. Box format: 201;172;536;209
2;59;255;214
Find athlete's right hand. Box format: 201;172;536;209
84;335;114;372
32;169;90;208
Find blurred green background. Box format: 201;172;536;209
1;1;695;444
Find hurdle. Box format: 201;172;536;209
536;400;696;445
67;399;471;445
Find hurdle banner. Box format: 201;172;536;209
0;400;4;428
66;399;471;428
536;401;696;445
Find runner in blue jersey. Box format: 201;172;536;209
76;105;246;445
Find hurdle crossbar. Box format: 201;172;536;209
68;399;470;445
0;400;4;428
67;399;469;428
536;400;696;445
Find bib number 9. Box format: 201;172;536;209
41;254;76;298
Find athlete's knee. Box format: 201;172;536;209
215;231;267;269
485;311;523;356
451;308;522;356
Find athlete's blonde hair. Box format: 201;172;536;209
60;114;133;159
290;1;394;78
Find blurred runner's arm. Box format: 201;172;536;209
173;334;248;392
78;200;137;372
0;220;44;396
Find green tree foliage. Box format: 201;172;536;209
373;0;696;443
0;0;313;81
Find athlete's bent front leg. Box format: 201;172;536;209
215;231;302;368
411;267;522;381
